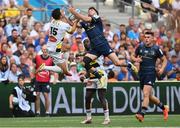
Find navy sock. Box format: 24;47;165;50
141;107;147;116
158;102;165;110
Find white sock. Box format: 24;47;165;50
36;111;40;114
45;111;50;114
104;109;110;120
44;65;62;73
86;109;91;120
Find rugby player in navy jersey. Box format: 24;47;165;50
131;31;169;122
68;6;137;85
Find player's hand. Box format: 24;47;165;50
9;104;13;109
158;68;164;75
68;6;75;13
135;56;142;63
60;9;66;18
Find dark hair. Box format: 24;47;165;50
108;70;115;79
27;44;35;49
11;29;17;33
52;8;61;20
18;74;25;81
26;8;32;12
144;31;154;36
88;7;99;15
0;56;9;72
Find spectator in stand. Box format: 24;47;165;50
10;35;23;53
0;42;11;57
0;55;10;84
5;17;19;37
4;0;20;18
2;0;18;8
104;23;114;42
126;18;135;34
110;34;120;53
27;44;36;58
108;70;118;82
19;16;28;32
20;28;29;44
19;0;36;11
159;25;167;38
66;62;80;82
116;24;126;39
25;36;34;48
166;55;180;80
34;31;48;47
127;24;140;42
166;30;175;50
20;8;37;31
0;27;5;40
7;29;19;45
0;18;7;28
71;34;82;53
13;42;24;57
0;36;7;45
72;25;87;43
19;55;30;81
169;43;180;60
35;37;46;53
172;0;180;10
77;42;85;53
117;57;134;81
9;63;22;83
30;22;42;40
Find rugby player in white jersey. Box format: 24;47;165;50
36;8;79;76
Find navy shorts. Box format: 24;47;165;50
139;74;156;89
34;82;50;93
89;36;113;57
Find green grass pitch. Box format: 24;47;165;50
0;115;180;127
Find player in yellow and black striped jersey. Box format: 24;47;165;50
80;56;110;125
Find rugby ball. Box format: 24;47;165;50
13;97;19;105
68;9;80;21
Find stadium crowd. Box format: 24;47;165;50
0;0;179;84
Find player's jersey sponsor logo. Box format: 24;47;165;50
49;36;57;42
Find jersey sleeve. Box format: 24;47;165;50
91;15;101;23
11;89;17;97
156;46;164;58
80;22;86;28
67;24;71;31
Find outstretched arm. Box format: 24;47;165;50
67;19;79;34
68;7;92;22
60;9;74;26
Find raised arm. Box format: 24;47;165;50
67;19;79;34
68;7;92;22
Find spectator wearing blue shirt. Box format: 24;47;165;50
116;24;126;39
166;55;180;80
117;66;133;81
127;24;139;41
19;55;30;81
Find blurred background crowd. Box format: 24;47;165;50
0;0;179;84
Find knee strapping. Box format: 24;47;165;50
83;56;93;71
